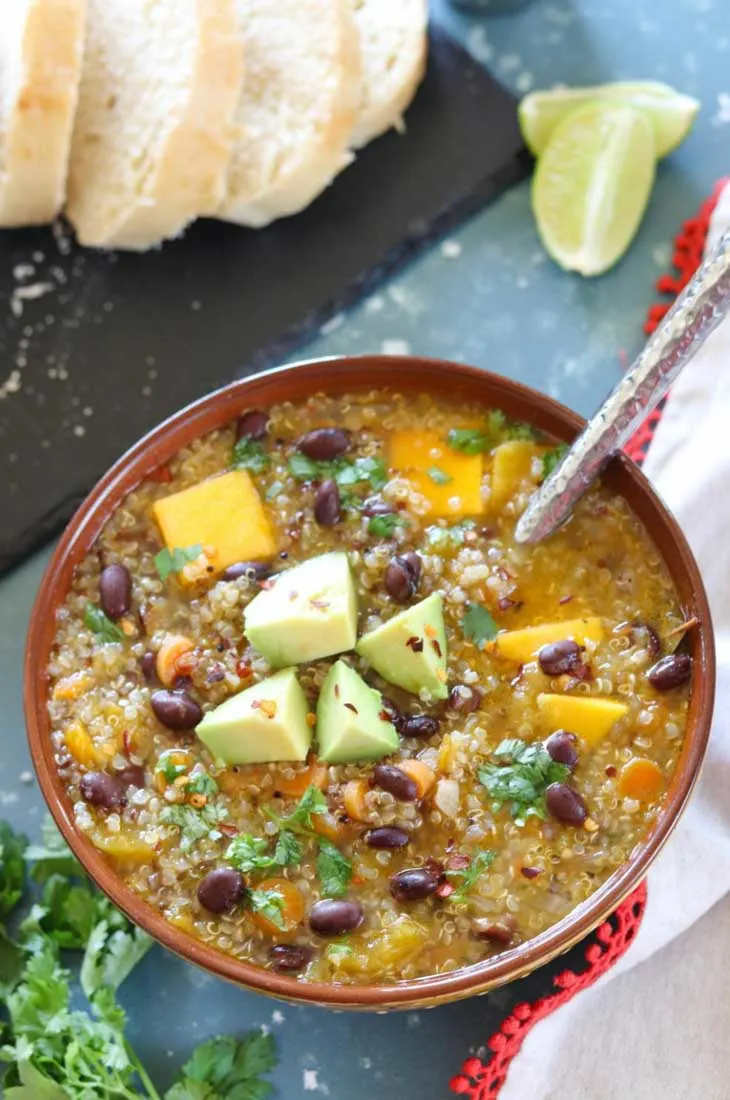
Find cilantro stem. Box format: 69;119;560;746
127;1041;163;1100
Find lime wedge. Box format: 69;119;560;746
532;102;655;277
519;81;700;159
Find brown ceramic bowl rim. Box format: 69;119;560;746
24;355;715;1009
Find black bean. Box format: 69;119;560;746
379;695;403;726
268;944;314;972
150;689;202;731
362;497;396;517
80;771;127;811
648;652;692;691
401;552;422;583
390;867;441;903
448;685;483;714
544;731;579;769
314;479;341;526
197;868;245;914
471;916;516;944
116;764;146;790
538;639;583;677
545;783;588;825
372;764;418;802
398;714;440;739
366;826;410;849
99;563;132;621
236;409;268;441
298;428;350;460
222;560;271;582
622;620;662;659
384;558;419;602
141;651;158;685
309;899;364;936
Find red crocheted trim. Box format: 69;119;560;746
450;882;648;1098
624;178;726;464
450;181;726;1100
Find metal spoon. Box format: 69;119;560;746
515;229;730;544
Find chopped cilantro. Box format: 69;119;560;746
265;479;284;501
447;412;535;456
161;801;229;851
185;771;219;798
83;603;125;643
461;603;498;646
478;738;570;824
288;453;387;496
274;785;328;833
155;749;190;784
226;833;280;874
233;437;270;474
154;544;203;583
288;453;321;481
541;442;569;480
446;428;491;455
427;466;453;485
445;850;496;904
273;829;303;867
368;513;407;537
327;941;354;963
246;887;285;931
316;840;352;898
425;519;476;549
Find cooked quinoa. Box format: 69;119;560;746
47;390;692;984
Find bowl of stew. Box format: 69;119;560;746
25;355;714;1009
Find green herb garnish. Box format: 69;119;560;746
327;941;354;963
166;1033;278;1100
478;739;570;824
273;829;303;867
265;479;284;500
425;519;476;550
541;443;569;480
288;453;387;494
427;466;453;485
445;850;496;904
461;603;498;646
368;513;407;537
269;784;328;834
184;772;219;798
447;412;536;456
154;544;203;583
0;824;27;918
246;887;285;931
83;603;125;643
160;801;229;851
316;840;353;899
225;832;293;875
446;428;491;455
155;749;190;784
233;437;270;474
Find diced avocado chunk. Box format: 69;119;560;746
196;668;312;765
356;593;449;700
244;551;358;667
316;660;399;764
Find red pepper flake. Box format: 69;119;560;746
334;684;340;698
149;464;172;483
445;853;470;871
406;636;424;653
236;659;253;679
351;874;365;886
436;882;455;899
219;822;239;838
122;729;134;757
521;866;542;880
605;765;617;778
498;596;524;613
379;710;391;722
344;703;358;714
423;857;445;881
432;639;443;658
559;594;574;606
259;579;275;590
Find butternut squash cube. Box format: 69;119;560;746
65;721;102;768
152;470;275;577
389;430;483;516
92;832;156;865
537;693;628;746
491;441;544;511
496;617;603;663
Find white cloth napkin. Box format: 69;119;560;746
501;182;730;1100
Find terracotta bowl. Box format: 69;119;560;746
24;355;715;1010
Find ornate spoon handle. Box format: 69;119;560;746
515;229;730;545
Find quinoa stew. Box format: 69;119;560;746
45;388;696;986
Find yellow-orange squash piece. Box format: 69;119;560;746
389;430;483;516
65;721;102;768
53;672;95;702
333;917;428;976
495;618;604;663
491;441;544;511
152;470;275;578
249;877;305;938
537;693;628;746
92;832;156;865
618;758;665;803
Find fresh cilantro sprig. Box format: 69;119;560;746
161;801;229;852
0;823;26;918
262;786;353;898
316;840;353;899
83;603;125;643
233;437;270;475
461;603;498;646
166;1032;277;1100
479;739;570;824
541;443;569;480
246;887;286;932
265;784;328;835
445;851;496;905
226;832;301;875
154;544;203;583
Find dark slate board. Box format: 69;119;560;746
0;27;530;575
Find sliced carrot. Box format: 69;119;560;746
618;758;665;803
343;779;370;822
312;811;356;845
156;634;195;687
250;877;305;938
398;759;436;799
272;757;328;798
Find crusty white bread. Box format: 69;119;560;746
350;0;427;149
0;0;86;228
217;0;361;229
66;0;243;250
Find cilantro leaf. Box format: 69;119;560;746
478;738;570;823
316;841;352;898
276;785;328;833
461;603;498;646
155;544;203;583
233;438;269;475
156;749;190;784
80;917;154;997
265;480;284;501
246;888;285;931
445;850;496;904
0;926;25;997
19;874;100;950
25;817;83;883
447;413;535;456
326;942;354;963
273;830;302;868
83;602;125;643
425;519;476;550
226;834;278;875
541;442;569;480
446;428;490;455
368;513;407;537
426;466;452;485
185;772;219;798
161;801;229;851
0;823;27;917
166;1033;277;1100
335;456;387;491
288;453;323;481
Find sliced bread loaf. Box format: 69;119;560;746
217;0;361;228
66;0;243;250
0;0;86;227
350;0;428;149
